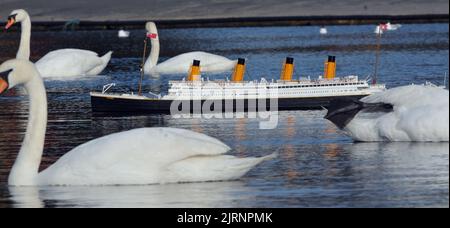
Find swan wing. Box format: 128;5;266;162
37;128;231;185
85;51;113;75
35;49;103;77
165;153;277;183
347;85;449;142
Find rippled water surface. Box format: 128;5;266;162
0;24;448;208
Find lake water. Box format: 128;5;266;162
0;24;448;208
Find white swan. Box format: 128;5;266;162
325;85;449;142
374;22;402;34
0;59;275;186
385;22;402;31
143;22;237;75
5;9;112;78
118;29;130;38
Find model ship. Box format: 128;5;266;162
91;56;386;114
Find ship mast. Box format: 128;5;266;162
138;36;148;96
373;25;383;85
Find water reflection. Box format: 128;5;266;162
2;141;448;208
281;115;300;181
8;181;250;208
8;187;44;208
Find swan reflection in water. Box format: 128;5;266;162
7;142;448;208
8;181;251;208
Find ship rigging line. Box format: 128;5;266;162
138;36;148;96
373;28;382;85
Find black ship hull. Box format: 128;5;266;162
91;94;368;115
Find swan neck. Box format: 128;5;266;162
17;16;31;60
144;38;160;73
8;76;47;186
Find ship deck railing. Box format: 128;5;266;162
168;76;364;87
90;91;163;100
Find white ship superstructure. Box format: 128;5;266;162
164;76;385;100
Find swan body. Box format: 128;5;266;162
326;85;449;142
37;128;273;186
147;51;236;75
143;22;236;75
6;9;112;78
35;49;112;77
118;29;130;38
385;22;402;31
0;59;274;186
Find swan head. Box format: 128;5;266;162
5;9;29;29
0;59;37;94
145;22;158;39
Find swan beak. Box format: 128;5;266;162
0;78;8;94
5;18;15;30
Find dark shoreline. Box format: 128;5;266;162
9;14;450;31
